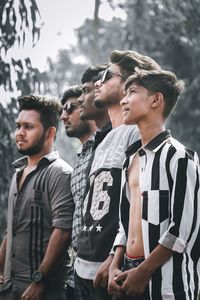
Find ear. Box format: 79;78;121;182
151;92;163;108
45;127;56;140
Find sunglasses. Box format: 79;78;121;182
100;68;127;83
63;102;79;114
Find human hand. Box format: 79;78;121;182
108;265;124;298
114;266;150;297
93;255;113;289
21;282;45;300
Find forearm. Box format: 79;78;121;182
138;244;173;276
38;228;71;276
111;246;125;269
0;236;7;273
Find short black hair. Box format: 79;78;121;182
125;68;185;118
81;63;109;84
18;95;61;131
61;85;82;105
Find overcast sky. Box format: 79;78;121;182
11;0;125;71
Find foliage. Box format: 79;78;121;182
0;0;41;91
0;0;41;240
75;0;200;155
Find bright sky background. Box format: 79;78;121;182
1;0;125;105
12;0;125;70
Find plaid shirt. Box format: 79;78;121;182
66;123;112;287
71;134;96;250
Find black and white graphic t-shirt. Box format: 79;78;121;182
75;124;139;280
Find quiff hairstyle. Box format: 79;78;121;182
18;95;61;131
110;50;161;79
61;85;82;105
81;63;109;84
125;68;185;118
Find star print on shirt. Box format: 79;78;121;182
96;224;102;232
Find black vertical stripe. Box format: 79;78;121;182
151;146;163;190
170;158;188;237
173;253;186;300
142;192;148;221
150;147;163;300
34;206;39;269
29;206;34;277
149;224;162;300
187;168;199;243
33;166;48;191
165;145;176;194
191;225;200;299
40;207;44;262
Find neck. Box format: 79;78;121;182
27;145;53;168
139;121;166;146
94;112;110;129
79;131;95;144
79;121;96;143
107;104;123;128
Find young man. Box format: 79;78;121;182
78;63;111;130
0;95;74;300
61;72;111;299
60;85;96;299
74;50;160;300
109;69;200;299
60;85;96;142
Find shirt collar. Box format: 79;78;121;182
94;122;112;149
125;130;171;157
77;132;96;155
12;151;60;170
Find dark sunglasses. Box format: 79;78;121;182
100;68;127;83
63;102;79;114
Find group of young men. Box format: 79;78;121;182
0;49;199;300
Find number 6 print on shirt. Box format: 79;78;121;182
89;171;113;220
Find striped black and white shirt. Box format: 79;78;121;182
115;131;200;299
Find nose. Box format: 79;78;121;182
60;109;69;121
120;95;128;107
94;79;102;88
77;93;83;105
15;126;25;137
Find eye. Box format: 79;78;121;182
24;124;33;130
105;72;112;81
129;88;136;94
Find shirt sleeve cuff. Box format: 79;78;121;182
159;231;187;253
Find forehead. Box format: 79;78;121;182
16;109;41;123
63;96;78;106
82;82;95;89
109;63;121;73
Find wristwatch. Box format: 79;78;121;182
32;270;45;283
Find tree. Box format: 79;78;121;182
0;0;42;239
75;0;200;155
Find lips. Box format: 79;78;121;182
64;122;71;128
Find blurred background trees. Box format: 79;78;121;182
1;0;200;238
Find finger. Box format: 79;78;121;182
114;271;127;282
108;282;123;298
93;273;101;289
99;274;108;288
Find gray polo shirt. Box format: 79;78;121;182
3;151;74;291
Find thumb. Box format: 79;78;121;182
114;271;127;282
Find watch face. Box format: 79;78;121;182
32;271;43;282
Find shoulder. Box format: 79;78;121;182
164;137;199;169
47;158;73;176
